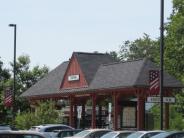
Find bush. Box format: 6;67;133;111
15;100;61;129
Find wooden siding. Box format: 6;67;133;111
61;55;88;89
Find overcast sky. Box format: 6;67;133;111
0;0;172;70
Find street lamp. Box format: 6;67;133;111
9;24;16;122
160;0;164;130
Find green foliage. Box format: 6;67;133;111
0;55;49;124
15;101;60;129
164;0;184;81
119;34;159;63
15;112;36;129
174;91;184;113
150;104;160;129
106;51;120;61
169;105;184;130
0;58;11;124
150;104;184;130
12;55;49;113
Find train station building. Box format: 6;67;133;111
21;52;184;130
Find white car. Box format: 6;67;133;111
29;124;74;138
126;130;164;138
100;130;134;138
65;129;111;138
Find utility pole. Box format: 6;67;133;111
160;0;164;130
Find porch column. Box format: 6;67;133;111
91;94;96;128
99;105;102;128
164;103;169;129
82;103;85;128
69;96;74;127
113;92;118;130
137;94;145;130
74;105;77;128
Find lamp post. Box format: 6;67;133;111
160;0;164;130
9;24;16;122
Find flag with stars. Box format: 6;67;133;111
149;70;160;95
4;88;13;107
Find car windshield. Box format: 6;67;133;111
101;132;117;138
0;126;11;130
127;132;144;138
74;130;91;137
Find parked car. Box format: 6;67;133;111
150;131;184;138
52;129;83;138
0;125;18;130
0;130;46;138
100;130;135;138
66;129;111;138
127;130;164;138
29;124;74;138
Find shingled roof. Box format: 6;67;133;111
88;58;183;90
21;52;183;98
21;61;68;97
73;52;116;84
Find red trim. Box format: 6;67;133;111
69;96;74;127
60;54;88;89
113;92;118;130
27;87;173;102
137;92;145;130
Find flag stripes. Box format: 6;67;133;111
149;70;160;95
4;88;13;107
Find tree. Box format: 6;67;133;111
118;34;160;63
0;57;11;124
10;55;49;113
0;55;49;124
106;51;120;62
164;0;184;82
150;104;184;130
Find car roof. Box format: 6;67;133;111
114;130;135;133
0;130;44;136
31;124;73;129
84;129;111;132
33;124;71;127
54;129;82;132
137;130;164;134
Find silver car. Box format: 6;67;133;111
29;124;74;138
66;129;111;138
100;131;134;138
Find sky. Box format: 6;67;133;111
0;0;172;70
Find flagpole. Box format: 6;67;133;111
9;24;16;123
160;0;164;130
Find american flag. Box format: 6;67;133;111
4;88;13;107
149;70;160;95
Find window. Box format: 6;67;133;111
45;126;71;132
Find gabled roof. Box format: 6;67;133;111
21;52;183;98
21;61;68;97
73;52;116;84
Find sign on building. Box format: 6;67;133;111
147;96;175;103
68;75;80;81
